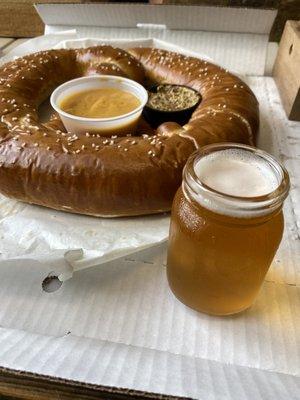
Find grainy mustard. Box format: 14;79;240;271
147;85;200;111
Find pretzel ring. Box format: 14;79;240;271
0;46;258;217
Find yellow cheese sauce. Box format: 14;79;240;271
59;87;141;119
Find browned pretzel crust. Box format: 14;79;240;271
0;46;258;217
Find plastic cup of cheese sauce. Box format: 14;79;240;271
50;75;148;137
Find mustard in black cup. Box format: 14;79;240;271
143;84;201;128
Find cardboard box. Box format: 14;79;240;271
0;4;299;399
273;20;300;121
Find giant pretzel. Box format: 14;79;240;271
0;46;258;217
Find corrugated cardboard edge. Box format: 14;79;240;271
0;366;192;400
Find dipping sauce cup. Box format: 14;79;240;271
167;143;290;316
50;75;148;136
143;84;201;128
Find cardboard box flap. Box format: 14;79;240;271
0;326;299;399
36;3;276;34
34;4;277;76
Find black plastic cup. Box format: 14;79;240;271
142;84;201;129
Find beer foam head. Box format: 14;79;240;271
194;149;279;197
190;148;282;217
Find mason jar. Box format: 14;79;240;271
167;143;290;315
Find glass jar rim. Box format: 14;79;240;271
183;143;290;218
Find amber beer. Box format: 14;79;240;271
167;143;290;315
